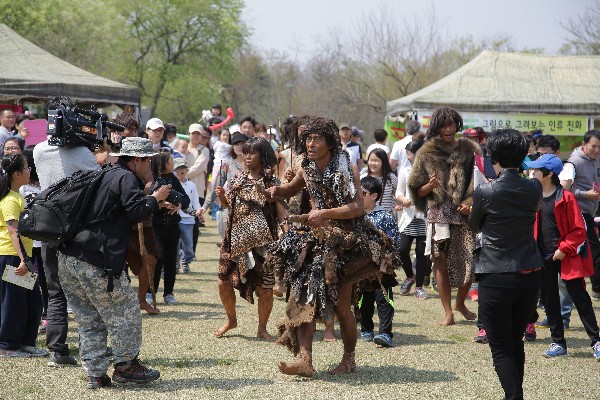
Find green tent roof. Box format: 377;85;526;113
387;51;600;116
0;24;139;106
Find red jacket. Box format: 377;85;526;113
533;186;594;280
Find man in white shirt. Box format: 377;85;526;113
339;123;363;169
0;109;16;146
390;120;421;174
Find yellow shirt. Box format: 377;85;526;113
0;191;33;256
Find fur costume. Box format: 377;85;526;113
408;137;481;213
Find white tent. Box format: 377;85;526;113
386;51;600;117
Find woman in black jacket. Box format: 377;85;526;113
151;151;190;305
468;129;543;400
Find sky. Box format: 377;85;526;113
243;0;594;60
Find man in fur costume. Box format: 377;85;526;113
266;117;397;377
408;106;481;326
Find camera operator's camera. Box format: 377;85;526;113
149;177;183;207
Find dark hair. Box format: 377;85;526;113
539;167;561;186
3;137;24;153
113;113;140;131
220;129;231;144
0;154;27;200
151;151;172;179
426;106;463;140
360;175;382;203
15;114;29;126
255;123;267;134
405;120;421;135
300;117;340;152
406;139;424;154
583;130;600;144
486;129;529;168
242;137;277;169
367;148;393;204
22;149;38;184
240;116;257;127
535;134;560;152
373;129;387;143
208;117;222;127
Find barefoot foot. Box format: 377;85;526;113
139;301;160;315
328;352;356;375
278;356;314;378
323;332;336;342
214;320;237;337
454;304;477;321
257;330;275;342
438;314;456;326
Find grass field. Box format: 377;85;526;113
1;219;599;400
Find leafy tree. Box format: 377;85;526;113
560;0;600;55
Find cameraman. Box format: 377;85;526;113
58;137;171;388
33;97;107;367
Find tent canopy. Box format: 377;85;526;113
0;24;139;107
386;51;600;116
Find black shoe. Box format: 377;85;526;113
112;358;160;384
88;374;112;389
48;352;78;367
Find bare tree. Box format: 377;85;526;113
560;1;600;55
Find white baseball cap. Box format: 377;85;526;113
146;118;164;130
188;123;204;134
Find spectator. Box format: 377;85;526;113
0;109;16;145
339;123;362;169
112;113;139;138
390;120;420;174
2;137;24;155
0;154;45;358
145;118;171;152
150;151;190;305
469;128;543;400
366;129;390;156
14;114;31;141
173;158;201;274
239;116;257;138
360;148;397;213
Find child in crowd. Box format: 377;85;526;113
359;175;400;348
366;128;390;156
174;158;202;274
214;137;287;340
19;150;47;332
174;138;190;157
360;148;398;213
526;154;600;360
209;129;232;220
396;139;430;298
0;154;46;358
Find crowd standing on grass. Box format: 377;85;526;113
0;98;598;399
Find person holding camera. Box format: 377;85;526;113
150;151;190;305
58;137;172;388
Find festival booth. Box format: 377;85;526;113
385;51;600;153
0;24;140;145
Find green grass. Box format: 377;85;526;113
1;219;599;400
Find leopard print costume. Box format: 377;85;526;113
218;172;279;304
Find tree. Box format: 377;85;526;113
560;0;600;55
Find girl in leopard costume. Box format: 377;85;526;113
214;137;287;341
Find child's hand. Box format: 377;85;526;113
15;261;28;276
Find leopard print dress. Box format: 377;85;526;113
267;150;399;355
218;172;279;304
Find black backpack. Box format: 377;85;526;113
18;165;115;243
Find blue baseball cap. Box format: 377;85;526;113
524;153;563;174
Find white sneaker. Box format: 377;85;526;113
164;294;179;305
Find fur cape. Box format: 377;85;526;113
408;137;481;213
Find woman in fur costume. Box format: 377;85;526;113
408;106;480;326
266;117;397;377
214;137;287;341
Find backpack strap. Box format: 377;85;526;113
17;234;35;273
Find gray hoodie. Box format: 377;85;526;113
567;146;600;216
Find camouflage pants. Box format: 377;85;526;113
57;253;141;377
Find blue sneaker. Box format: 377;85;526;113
543;343;568;358
536;319;549;328
360;331;374;342
373;333;394;348
593;342;600;361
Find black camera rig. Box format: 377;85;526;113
47;103;124;150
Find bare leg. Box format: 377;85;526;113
137;268;159;315
454;282;476;320
324;317;336;342
329;284;357;375
434;253;455;326
278;321;316;377
215;278;238;337
256;286;274;341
